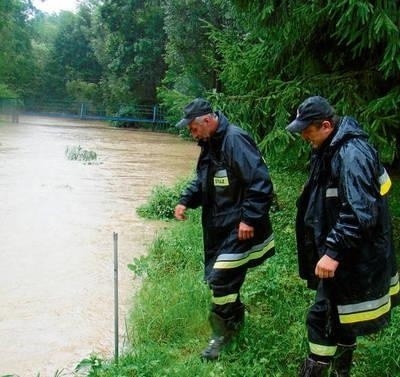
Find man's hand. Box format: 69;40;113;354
315;254;339;279
174;204;187;220
238;222;254;240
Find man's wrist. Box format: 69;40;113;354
324;247;342;262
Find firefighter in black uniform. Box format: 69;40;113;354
175;98;275;360
286;96;400;376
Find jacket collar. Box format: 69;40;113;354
330;116;368;149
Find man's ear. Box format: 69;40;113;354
321;120;333;130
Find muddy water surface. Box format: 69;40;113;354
0;117;197;376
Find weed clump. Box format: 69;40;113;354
65;145;97;163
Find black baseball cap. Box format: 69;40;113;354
175;98;213;128
286;96;335;133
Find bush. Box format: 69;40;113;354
137;177;193;220
65;145;97;162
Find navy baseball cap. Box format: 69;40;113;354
286;96;335;133
175;98;213;128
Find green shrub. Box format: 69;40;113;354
65;145;97;162
136;177;193;220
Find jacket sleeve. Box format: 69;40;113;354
224;132;274;226
324;142;380;261
179;174;202;209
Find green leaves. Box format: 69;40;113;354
95;0;167;106
0;0;36;98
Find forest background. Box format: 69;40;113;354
1;1;400;376
1;0;399;167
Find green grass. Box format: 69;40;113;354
87;168;400;377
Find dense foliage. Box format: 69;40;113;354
223;0;400;165
0;0;35;98
94;0;167;111
0;0;398;165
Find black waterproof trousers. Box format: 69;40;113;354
306;281;356;359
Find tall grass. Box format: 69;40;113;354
88;167;400;377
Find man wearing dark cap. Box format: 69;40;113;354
287;96;399;376
174;98;275;360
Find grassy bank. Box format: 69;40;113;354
87;168;400;377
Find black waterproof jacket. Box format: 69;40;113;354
179;112;275;278
296;116;399;335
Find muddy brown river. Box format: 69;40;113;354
0;116;198;376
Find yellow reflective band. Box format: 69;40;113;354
390;283;400;296
214;177;229;186
214;238;275;269
212;293;238;305
379;170;391;196
309;342;337;357
339;300;391;324
390;273;400;296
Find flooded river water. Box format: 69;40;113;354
0;116;198;376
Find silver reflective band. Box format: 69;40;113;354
337;294;390;315
326;188;338;198
379;169;390;185
214;169;228;178
216;234;274;263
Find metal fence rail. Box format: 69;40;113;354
20;100;169;127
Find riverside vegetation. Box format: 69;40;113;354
65;145;98;163
79;165;400;377
1;2;399;169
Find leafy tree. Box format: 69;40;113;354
161;0;221;95
38;4;102;104
93;0;167;111
159;0;237;122
0;0;36;98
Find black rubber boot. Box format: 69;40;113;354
298;357;330;377
330;344;356;377
200;304;245;361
